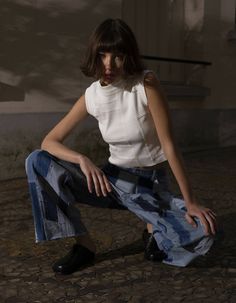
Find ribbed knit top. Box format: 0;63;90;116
85;72;166;167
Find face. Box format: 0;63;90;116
98;51;124;85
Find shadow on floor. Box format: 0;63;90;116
93;212;236;269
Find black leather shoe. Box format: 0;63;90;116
52;244;95;275
142;229;166;261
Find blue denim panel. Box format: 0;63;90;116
42;189;58;221
107;170;214;267
25;150;52;181
27;150;121;242
162;210;191;245
26;154;214;266
28;182;46;242
36;151;52;177
25;150;40;183
113;178;136;194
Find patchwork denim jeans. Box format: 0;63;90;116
25;150;214;267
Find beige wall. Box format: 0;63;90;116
0;0;122;180
186;0;236;109
1;0;235;112
122;0;236;109
0;0;235;180
0;0;122;114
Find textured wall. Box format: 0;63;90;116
0;0;236;180
0;0;122;113
123;0;236;109
1;109;235;180
0;0;122;180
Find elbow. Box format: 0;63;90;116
41;137;48;151
41;135;52;151
41;135;61;153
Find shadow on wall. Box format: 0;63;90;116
0;82;25;101
0;0;120;102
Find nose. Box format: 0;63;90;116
104;54;113;69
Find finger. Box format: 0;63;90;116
204;212;217;235
185;213;197;228
204;209;217;222
86;173;93;193
103;174;112;192
92;173;102;197
209;209;217;217
208;211;217;220
96;172;108;197
205;208;217;217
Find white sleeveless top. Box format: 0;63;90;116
85;73;166;167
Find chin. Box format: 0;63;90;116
104;77;115;84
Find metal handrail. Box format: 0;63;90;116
141;55;212;66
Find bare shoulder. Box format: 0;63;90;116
72;94;87;111
143;71;161;90
65;94;88;120
143;71;166;107
61;95;89;131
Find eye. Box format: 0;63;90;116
114;54;124;62
98;52;106;58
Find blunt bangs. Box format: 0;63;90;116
81;19;144;78
96;31;128;55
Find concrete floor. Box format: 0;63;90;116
0;147;236;303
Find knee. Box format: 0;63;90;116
25;149;51;179
25;149;40;171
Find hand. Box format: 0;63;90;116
79;155;112;197
185;202;217;236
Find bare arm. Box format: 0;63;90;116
144;73;217;235
42;95;88;163
41;95;112;196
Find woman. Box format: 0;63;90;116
25;18;217;275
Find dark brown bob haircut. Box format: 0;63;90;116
80;18;144;79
